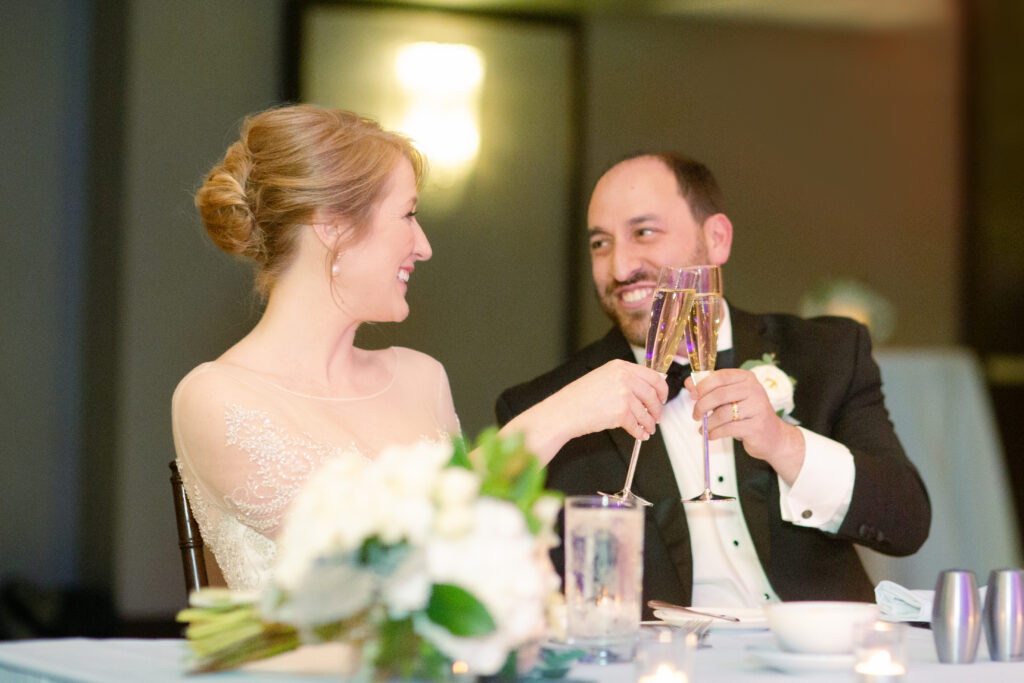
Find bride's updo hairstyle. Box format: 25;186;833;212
195;104;424;296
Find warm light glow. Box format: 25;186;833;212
393;42;485;189
451;660;469;675
854;649;906;676
638;664;688;683
396;43;483;93
399;109;479;167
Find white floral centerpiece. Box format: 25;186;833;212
177;429;563;680
741;353;800;425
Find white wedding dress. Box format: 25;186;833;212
171;346;460;591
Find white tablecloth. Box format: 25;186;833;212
1;629;1023;682
859;348;1022;591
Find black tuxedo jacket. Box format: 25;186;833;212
496;307;930;616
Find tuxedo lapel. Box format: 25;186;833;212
727;306;779;575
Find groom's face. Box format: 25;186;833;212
587;156;711;347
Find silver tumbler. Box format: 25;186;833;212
932;569;982;663
984;568;1024;661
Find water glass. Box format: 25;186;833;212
564;494;644;664
932;569;982;663
984;568;1024;661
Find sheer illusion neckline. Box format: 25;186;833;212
210;347;400;401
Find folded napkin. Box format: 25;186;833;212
875;580;988;622
875;580;934;621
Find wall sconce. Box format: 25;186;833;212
394;42;484;193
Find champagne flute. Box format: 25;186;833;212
600;266;695;507
682;266;734;503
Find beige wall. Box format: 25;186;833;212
578;15;962;348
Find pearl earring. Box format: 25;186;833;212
331;253;341;277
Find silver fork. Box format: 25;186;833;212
668;618;713;648
643;618;713;648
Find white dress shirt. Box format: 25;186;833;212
632;303;856;607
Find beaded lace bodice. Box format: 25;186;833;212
171;347;460;591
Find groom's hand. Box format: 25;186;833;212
685;369;805;484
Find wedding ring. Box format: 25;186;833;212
731;401;740;422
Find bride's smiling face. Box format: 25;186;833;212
334;158;432;323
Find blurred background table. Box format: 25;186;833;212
858;347;1022;590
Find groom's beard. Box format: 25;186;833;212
595;272;656;348
595;236;712;349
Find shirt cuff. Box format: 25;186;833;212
778;428;855;533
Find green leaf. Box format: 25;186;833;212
376;616;424;679
521;646;587;679
358;537;410;575
741;353;777;371
448;433;472;470
426;583;496;637
417;640;454;681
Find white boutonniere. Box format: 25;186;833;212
740;353;800;425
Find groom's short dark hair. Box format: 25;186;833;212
606;152;726;224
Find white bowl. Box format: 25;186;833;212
765;601;880;655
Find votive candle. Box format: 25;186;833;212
637;663;688;683
854;620;907;683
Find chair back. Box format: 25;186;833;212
168;460;208;595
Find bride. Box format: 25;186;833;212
172;104;667;591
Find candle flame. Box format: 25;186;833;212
854;649;906;675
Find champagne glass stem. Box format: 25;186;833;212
702;413;712;492
599;435;651;506
622;437;643;494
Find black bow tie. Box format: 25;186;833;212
664;348;735;402
665;362;690;402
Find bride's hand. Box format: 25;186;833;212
501;360;668;465
554;360;668;440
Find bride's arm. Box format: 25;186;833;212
497;360;667;466
433;362;461;437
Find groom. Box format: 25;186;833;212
496;153;930;616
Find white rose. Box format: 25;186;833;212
434;505;476;538
383;549;431;617
750;363;795;417
261;561;376;627
417;498;552;675
377;441;451;497
531;494;561;528
434;467;481;508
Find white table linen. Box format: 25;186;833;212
2;628;1024;682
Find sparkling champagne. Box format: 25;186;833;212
645;288;695;373
685;293;724;373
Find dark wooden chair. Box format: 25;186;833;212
168;460;208;595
